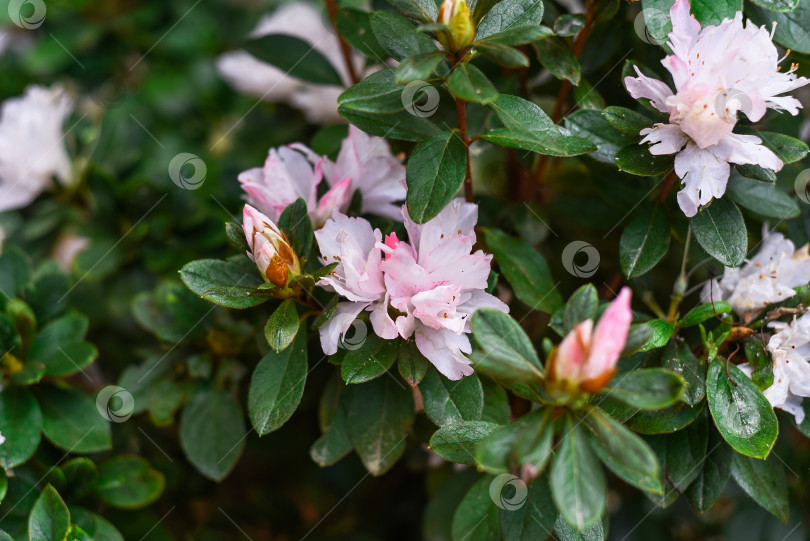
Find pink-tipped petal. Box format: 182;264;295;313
584;287;633;382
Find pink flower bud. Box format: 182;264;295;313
437;0;474;53
242;205;301;287
550;287;633;393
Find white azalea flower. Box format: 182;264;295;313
216;2;364;125
0;430;4;445
701;225;810;317
625;0;809;217
739;313;810;423
0;84;74;213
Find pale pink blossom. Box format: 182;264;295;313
550;287;633;392
315;200;507;379
625;0;808;217
0;85;73;212
740;313;810;423
701;225;810;317
240;126;405;227
243;205;301;287
52;235;91;271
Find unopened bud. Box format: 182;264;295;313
243;205;301;288
438;0;475;53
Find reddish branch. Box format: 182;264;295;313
325;0;360;85
456;97;474;202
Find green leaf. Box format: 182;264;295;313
337;69;440;141
564;109;635;163
685;429;732;512
394;52;445;84
731;452;789;522
499;475;558;540
225;221;250;254
480;376;510;424
242;34;343;86
706;359;778;458
475;0;544;40
406;130;467;224
749;0;799;11
132;281;212;343
484;229;561;313
336;8;388;60
28;485;70;541
264;299;299;353
0;386;42;468
470;308;545;383
430;421;500;464
95;456;165;509
735;163;777;183
690;198;747;268
661;340;706;406
748;1;810;53
37;385;111;454
554;515;605;541
179;257;267;309
475;41;530;67
180;386;246;481
476;407;553;474
627;402;704;434
370;11;437;61
347;376;414;475
278;198;314;258
27;311;97;377
248;329;308;435
646;413;709;507
386;0;438;24
0;247;31;300
757;132;810;162
341;334;399;384
745;339;774;391
601;368;685;410
311;378;354;467
550;415;606;530
635;319;675;352
563;284;598;335
451;476;501;541
420;368;484;426
398;340;429;385
689;0;743;26
679;301;731;327
480;95;596;157
554;13;586;35
447;64;498;105
583;407;662;493
533;37;580;85
602;106;653;135
0;469;6;504
60;458;98;500
614;144;674;176
620;205;670;278
726;172;801;219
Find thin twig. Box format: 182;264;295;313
324;0;360;85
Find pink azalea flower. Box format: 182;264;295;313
239;126;406;227
314;200;508;380
550;287;633;392
243;205;301;287
624;0;808;217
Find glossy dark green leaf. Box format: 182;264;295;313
451;476;501;541
470;308;545;383
370;11;438;61
562;284;598;335
685;429;732;512
646;413;709;507
707;359;778;458
420;369;484;426
554;13;586;35
398;340;429;385
264;299;299;352
0;386;42;468
756;131;810;162
620;205;670;278
749;0;799;11
406;130;467;224
564;109;635;163
480;376;511;425
533;37;580;85
310;377;353;467
689;0;742;26
735;163;777;183
627;402;704;434
26;311;96;377
731;452;789;522
37;385;111;454
95;456;165;509
28;485;70;541
485;229;561;313
341;334;399;384
180;386;246;481
727;172;801;219
430;421;500;465
475;0;544;40
179;256;267;309
243;34;343;86
476;407;554;473
690;198;747;267
745;339;774;391
748;1;809;53
602;106;653;135
0;247;31;300
661;340;706;406
249;329;308;435
601;368;685;410
394;52;445;84
336;8;388;59
554;515;605;541
447;64;498;104
475;41;530;67
347;376;414;475
278;198;313;258
386;0;438;23
635;319;675;352
614;144;674;176
499;476;558;540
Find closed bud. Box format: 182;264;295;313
438;0;475;53
243;205;301;288
548;287;633;395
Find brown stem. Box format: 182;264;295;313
658;169;678;202
325;0;360;85
456;97;474;202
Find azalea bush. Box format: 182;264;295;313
1;0;810;539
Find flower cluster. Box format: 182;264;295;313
702;225;810;318
0;84;73;213
315;200;508;380
239;126;406;228
625;0;809;216
740;313;810;423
